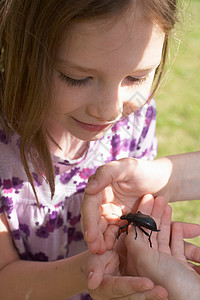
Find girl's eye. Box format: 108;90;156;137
59;73;91;87
125;76;148;86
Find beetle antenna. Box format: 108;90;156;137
112;213;120;217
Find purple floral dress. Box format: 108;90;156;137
0;99;157;300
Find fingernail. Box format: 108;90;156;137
88;271;94;279
157;296;168;300
86;180;97;190
84;231;88;242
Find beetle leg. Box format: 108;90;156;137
138;226;149;237
133;223;138;240
138;226;152;248
148;231;153;248
117;223;129;239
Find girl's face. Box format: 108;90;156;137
48;9;165;141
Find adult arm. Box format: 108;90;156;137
85;151;200;202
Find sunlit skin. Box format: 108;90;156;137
47;7;165;159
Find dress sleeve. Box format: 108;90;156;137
133;98;157;160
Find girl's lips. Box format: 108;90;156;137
73;118;111;132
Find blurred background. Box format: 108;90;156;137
156;0;200;246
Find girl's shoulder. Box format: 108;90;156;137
0;128;27;227
0;125;26;181
0;125;20;153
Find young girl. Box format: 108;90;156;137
0;0;178;299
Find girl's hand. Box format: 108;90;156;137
81;158;171;254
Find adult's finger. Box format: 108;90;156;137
184;242;200;264
151;196;167;221
104;224;119;250
147;196;167;249
172;222;200;239
125;227;152;270
111;285;168;300
170;222;186;262
97;275;155;297
157;205;172;254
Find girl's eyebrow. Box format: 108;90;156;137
55;58;97;73
56;58;160;75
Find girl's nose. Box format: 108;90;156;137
87;86;123;122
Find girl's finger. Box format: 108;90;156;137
81;192;103;244
104;224;119;250
85;161;123;193
88;217;108;254
85;159;138;194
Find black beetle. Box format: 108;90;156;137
117;211;160;247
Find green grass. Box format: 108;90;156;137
156;0;200;246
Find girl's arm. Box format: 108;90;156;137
0;213;165;300
0;213;88;300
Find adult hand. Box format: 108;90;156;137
125;197;200;300
83;248;168;300
88;275;168;300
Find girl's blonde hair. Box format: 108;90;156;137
0;0;177;203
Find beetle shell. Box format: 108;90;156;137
118;211;160;248
120;212;160;231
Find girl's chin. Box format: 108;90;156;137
69;126;111;142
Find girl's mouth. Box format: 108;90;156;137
73;118;112;132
